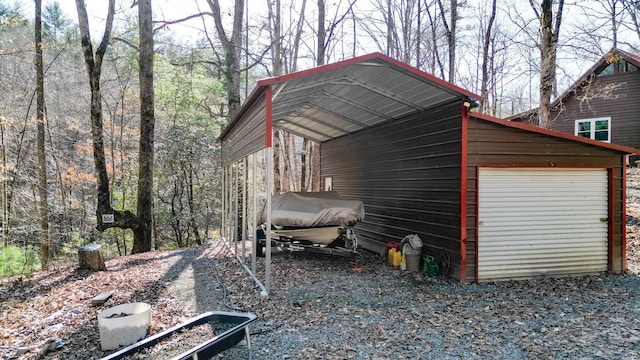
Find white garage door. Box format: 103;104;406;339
478;168;608;281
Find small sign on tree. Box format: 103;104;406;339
102;214;115;223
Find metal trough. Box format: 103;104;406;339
99;311;257;360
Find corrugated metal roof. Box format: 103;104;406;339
219;53;478;166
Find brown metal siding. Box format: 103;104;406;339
321;102;463;278
467;117;626;282
550;71;640;149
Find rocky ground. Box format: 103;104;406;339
1;170;640;359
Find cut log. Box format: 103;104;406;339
78;244;107;271
91;292;113;306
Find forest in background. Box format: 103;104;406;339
0;0;639;277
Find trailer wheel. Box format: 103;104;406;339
256;228;266;257
256;242;265;257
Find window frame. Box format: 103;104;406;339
574;117;611;143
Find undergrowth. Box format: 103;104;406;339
0;245;40;277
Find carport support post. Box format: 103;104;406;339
221;166;225;241
235;162;239;249
251;152;257;275
226;165;232;242
242;157;247;261
223;166;230;242
265;85;273;294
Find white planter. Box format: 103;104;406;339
97;302;151;351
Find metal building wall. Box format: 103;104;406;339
466;116;626;282
321;101;464;279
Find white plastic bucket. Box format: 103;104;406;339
97;302;151;351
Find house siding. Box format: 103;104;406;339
321;101;464;279
467;117;626;282
550;71;640;149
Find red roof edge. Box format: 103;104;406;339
470;111;640;154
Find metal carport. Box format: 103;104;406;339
218;53;478;294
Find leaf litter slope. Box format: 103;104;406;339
1;170;640;359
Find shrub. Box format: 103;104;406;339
0;245;41;277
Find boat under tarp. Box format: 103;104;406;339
260;191;365;228
259;191;365;246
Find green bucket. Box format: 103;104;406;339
423;255;439;277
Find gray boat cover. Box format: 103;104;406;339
259;191;365;227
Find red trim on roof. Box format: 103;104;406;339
470;111;640;154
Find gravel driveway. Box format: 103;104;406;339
5;171;640;359
178;241;640;360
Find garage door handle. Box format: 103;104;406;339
478;221;484;226
600;217;608;223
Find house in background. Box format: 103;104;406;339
508;48;640;155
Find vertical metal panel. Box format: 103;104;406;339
321;101;463;273
477;168;608;280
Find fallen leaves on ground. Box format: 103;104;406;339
1;170;640;359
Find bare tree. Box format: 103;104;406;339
35;0;50;269
76;0;140;236
133;0;155;253
622;0;640;44
207;0;244;120
480;0;497;113
437;0;457;83
424;0;446;79
530;0;565;129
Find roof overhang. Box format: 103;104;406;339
219;52;479;166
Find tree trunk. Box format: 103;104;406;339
301;138;308;191
78;244;106;271
317;0;325;65
625;0;640;43
35;0;50;269
436;0;457;83
311;141;320;192
273;131;282;194
480;0;497;113
133;0;155;254
1;121;6;248
425;3;446;79
76;0;138;233
534;0;564;129
282;132;292;192
448;0;457;83
207;0;244;121
291;0;307;72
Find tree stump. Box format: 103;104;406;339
78;244;107;271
